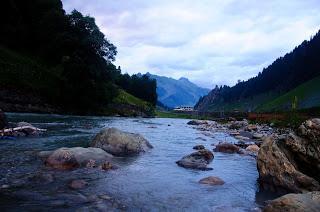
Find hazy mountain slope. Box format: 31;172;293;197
195;30;320;112
147;73;210;108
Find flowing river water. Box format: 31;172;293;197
0;113;277;211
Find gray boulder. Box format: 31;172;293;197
176;149;214;170
91;128;153;156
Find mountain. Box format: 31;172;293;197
195;30;320;112
146;73;210;108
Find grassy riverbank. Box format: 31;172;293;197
155;111;211;120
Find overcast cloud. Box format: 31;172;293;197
62;0;320;88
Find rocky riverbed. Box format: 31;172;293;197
186;118;320;211
1;112;319;211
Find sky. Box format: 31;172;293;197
62;0;320;89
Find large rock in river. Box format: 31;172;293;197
0;109;7;129
176;149;214;170
91;128;153;156
257;119;320;193
263;191;320;212
40;147;113;170
214;142;240;154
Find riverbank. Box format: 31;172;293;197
0;89;155;118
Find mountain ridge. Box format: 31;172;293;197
144;73;210;108
195;30;320;112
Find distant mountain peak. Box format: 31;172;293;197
147;73;210;108
179;77;189;82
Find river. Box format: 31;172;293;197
0;113;276;211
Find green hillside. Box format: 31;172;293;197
258;76;320;111
109;89;155;117
0;46;155;116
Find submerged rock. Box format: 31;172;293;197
213;142;240;154
187;120;208;125
41;147;113;170
263;191;320;212
176;149;214;170
199;176;225;185
193;145;205;150
257;119;320;193
91;128;153;156
100;161;117;171
68;179;88;190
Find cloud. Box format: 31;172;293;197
62;0;320;88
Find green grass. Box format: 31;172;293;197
114;89;153;109
111;89;155;116
258;76;320;112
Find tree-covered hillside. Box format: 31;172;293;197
0;0;156;115
196;30;320;112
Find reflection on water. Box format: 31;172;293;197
0;113;275;211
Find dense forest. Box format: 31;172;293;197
0;0;157;114
196;30;320;112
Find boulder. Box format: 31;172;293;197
245;144;260;153
252;133;264;139
16;122;40;136
199;176;225;185
193;145;205;150
91;128;153;156
176;149;214;170
41;147;113;170
257;134;320;193
187;120;208;125
214;142;240;154
263;191;320;212
0;109;7;130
